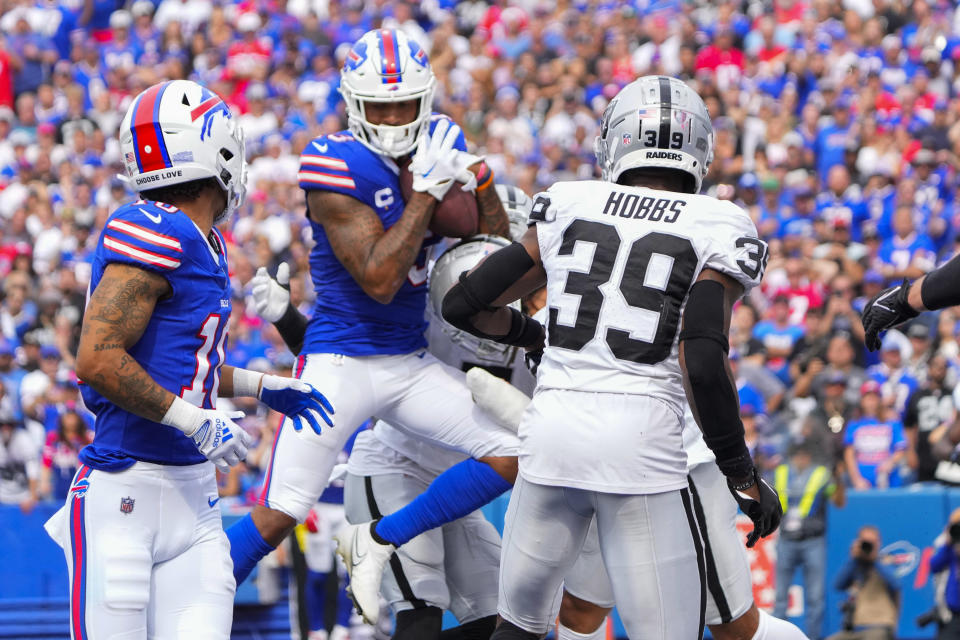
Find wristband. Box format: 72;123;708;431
161;396;204;436
232;368;264;399
727;467;758;492
475;162;494;191
501;308;545;349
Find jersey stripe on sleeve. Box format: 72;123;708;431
103;235;182;269
298;171;357;190
300;154;350;172
106;219;183;252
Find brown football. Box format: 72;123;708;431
398;160;479;238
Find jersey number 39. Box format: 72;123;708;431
548;220;697;365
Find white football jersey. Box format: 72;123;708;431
682;405;715;469
533;180;766;418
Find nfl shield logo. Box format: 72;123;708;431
120;496;135;514
622;133;632;145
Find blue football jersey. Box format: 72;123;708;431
79;200;232;471
297;115;464;356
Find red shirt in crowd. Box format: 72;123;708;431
772;284;824;325
0;48;13;109
695;45;745;72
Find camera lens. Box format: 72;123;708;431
949;523;960;543
860;540;874;554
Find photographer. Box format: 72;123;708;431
926;512;960;638
827;526;900;640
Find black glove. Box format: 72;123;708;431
524;348;543;375
860;279;918;352
727;467;782;548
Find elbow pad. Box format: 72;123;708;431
921;255;960;311
680;280;752;479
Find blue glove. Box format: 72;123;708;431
258;374;335;435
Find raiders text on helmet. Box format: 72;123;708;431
118;80;246;222
594;76;714;193
340;29;436;157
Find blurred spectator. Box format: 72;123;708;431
904;354;956;484
827;526;900;640
0;408;38;512
773;439;846;640
753;294;805;383
39;409;92;501
866;332;919;414
924;509;960;638
844;381;908;489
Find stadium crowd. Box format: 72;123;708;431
0;0;959;538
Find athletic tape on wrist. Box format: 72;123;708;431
161;396;204;436
233;368;263;398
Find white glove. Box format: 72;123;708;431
251;263;291;323
451;150;484;193
410;118;464;201
465;367;532;432
162;397;254;473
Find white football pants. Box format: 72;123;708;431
44;461;234;640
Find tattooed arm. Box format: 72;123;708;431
75;263;175;423
307;189;436;304
470;165;511;238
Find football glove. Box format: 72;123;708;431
727;467;782;548
410;119;465;201
258;374;335;435
251;263;291;324
861;279;918;351
465;367;531;432
161;397;253;474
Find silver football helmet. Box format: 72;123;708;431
495;183;534;241
429;235;520;367
594;75;714;193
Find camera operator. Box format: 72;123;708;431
827;526;900;640
926;511;960;638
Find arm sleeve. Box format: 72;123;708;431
920;251;960;311
99;204;185;274
930;543;953;573
834;559;857;591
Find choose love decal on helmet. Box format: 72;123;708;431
119;80;246;221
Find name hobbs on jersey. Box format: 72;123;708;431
601;189;686;223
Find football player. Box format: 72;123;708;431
43;80;333;640
251;186;534;639
441;76;782;639
225;28;520;625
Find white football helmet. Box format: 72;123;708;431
429;235;520;367
495;183;534;241
594;75;713;193
119;80;246;222
339;28;436;157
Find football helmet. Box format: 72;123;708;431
429;235;520;367
594;76;713;193
119;80;246;222
340;29;436;157
495;183;534;241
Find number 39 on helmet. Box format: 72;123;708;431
594;75;714;194
340;28;437;157
118;80;246;221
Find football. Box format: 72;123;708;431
398;160;480;238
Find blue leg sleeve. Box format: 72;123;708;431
374;458;511;546
226;513;276;585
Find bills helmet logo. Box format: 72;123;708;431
190;86;232;141
120;496;135;514
70;478;90;500
345;41;369;72
408;40;429;68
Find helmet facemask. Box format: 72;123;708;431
342;79;436;157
